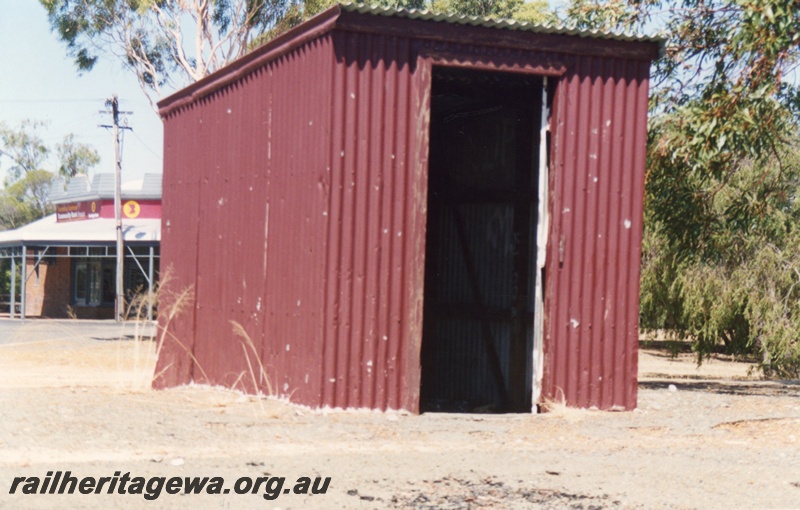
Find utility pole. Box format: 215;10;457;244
100;96;132;322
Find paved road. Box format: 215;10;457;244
0;319;156;345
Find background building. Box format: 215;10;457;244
0;173;161;320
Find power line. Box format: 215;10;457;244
0;98;106;104
128;128;162;159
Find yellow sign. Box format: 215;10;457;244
123;200;141;219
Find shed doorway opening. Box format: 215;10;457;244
420;67;546;414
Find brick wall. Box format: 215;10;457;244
24;248;72;318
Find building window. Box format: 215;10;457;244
74;263;89;303
72;256;158;307
73;260;111;306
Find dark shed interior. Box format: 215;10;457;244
421;67;546;413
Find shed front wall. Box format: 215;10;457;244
411;42;651;411
156;17;654;412
542;55;650;411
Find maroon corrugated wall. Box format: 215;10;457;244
541;56;651;410
155;14;430;411
154;6;658;412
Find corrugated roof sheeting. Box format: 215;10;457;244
49;173;163;203
541;55;650;410
48;175;91;202
338;3;666;46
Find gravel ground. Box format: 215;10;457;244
1;319;799;509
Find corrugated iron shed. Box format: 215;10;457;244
154;4;661;412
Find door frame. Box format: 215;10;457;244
410;51;562;412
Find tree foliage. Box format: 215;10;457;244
0;170;57;230
57;134;101;178
641;145;800;376
560;0;645;32
40;0;296;105
565;0;800;376
0;120;49;182
0;121;100;230
42;0;554;105
442;0;523;19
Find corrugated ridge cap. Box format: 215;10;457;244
339;2;666;45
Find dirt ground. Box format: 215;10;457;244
1;321;799;509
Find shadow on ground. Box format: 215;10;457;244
640;379;800;398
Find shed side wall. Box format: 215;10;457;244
260;35;336;404
155;36;336;400
153;105;201;388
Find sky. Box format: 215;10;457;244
0;0;165;185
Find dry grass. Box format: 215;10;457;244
119;267;282;412
538;393;594;423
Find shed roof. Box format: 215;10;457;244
338;3;665;45
0;214;160;247
158;3;664;116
